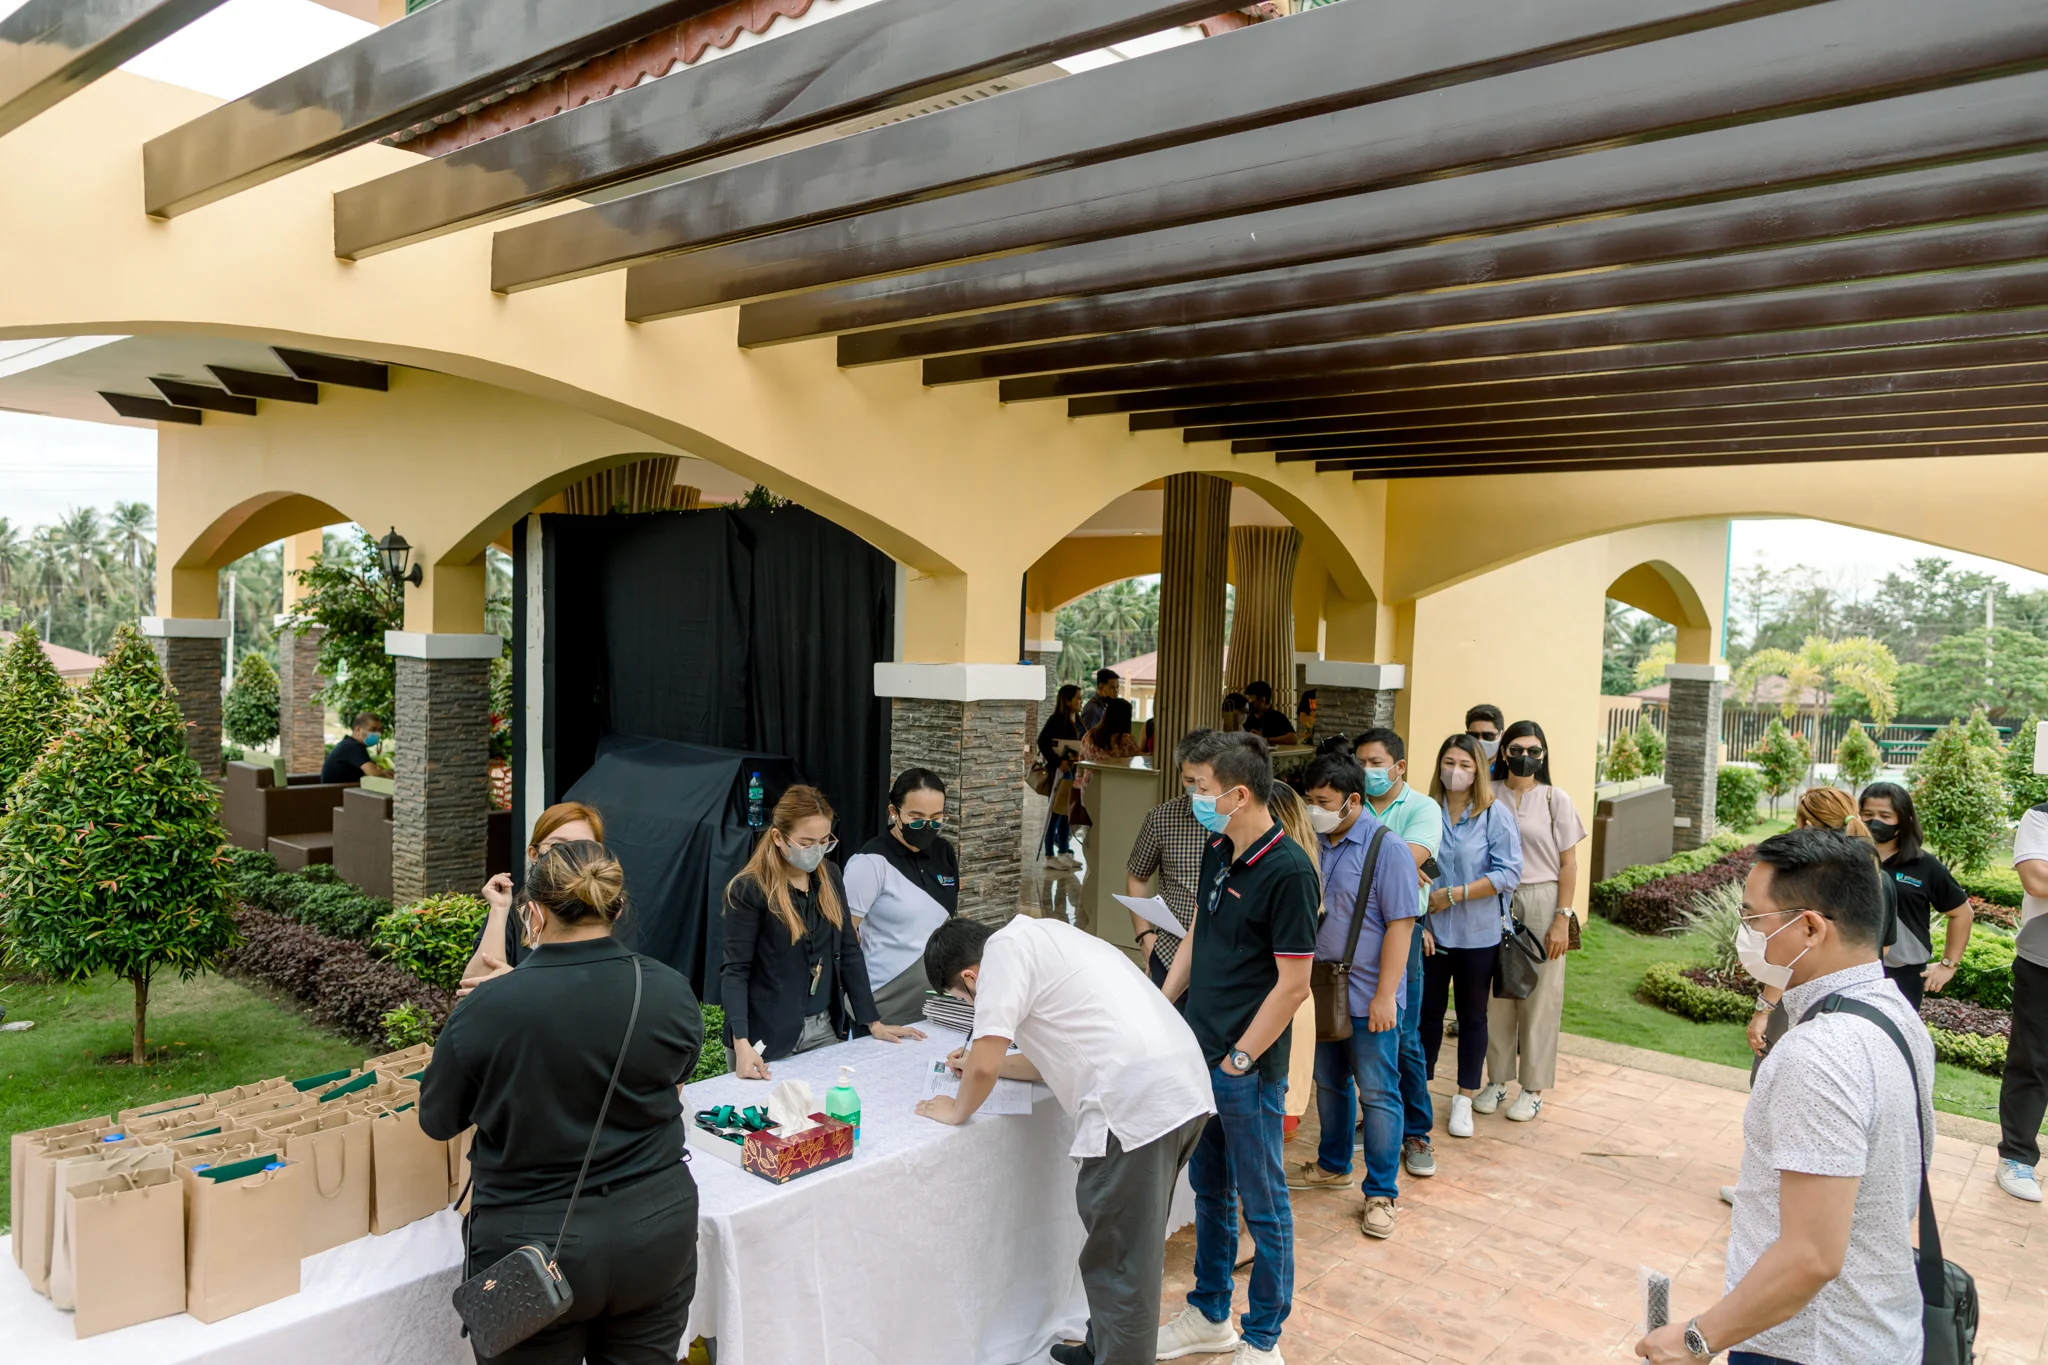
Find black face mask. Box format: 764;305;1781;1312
900;822;941;852
1866;819;1899;845
1505;753;1542;778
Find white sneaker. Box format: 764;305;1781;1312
1156;1305;1237;1360
1448;1094;1474;1139
1998;1159;2043;1203
1471;1083;1508;1115
1719;1185;1736;1206
1506;1089;1542;1122
1231;1343;1284;1365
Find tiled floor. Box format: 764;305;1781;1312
1154;1051;2045;1364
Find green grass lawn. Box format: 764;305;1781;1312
0;971;361;1233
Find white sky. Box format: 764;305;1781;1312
1727;518;2048;593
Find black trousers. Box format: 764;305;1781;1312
1421;944;1498;1091
2001;956;2048;1168
1885;962;1927;1012
1074;1117;1208;1365
467;1160;698;1365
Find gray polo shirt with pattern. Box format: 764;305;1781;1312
1726;959;1934;1365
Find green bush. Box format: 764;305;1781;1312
224;845;392;940
2006;715;2048;819
0;625;75;812
1956;865;2025;909
1963;708;2006;756
1639;962;1752;1024
222;652;280;748
1929;1026;2006;1076
1945;933;2016;1011
371;893;490;992
1603;728;1644;782
1755;718;1810;812
1678;881;1745;976
692;1003;729;1083
1912;720;2007;874
1716;765;1763;833
381;1002;439;1050
1589;832;1752;919
1835;721;1883;792
1634;724;1666;777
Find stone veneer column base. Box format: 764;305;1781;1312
1664;664;1727;853
278;623;328;774
391;655;492;902
143;621;226;776
1302;662;1405;744
889;696;1029;925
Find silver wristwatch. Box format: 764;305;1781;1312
1752;994;1775;1015
1683;1318;1712;1359
1229;1049;1253;1073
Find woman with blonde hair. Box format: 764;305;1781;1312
721;786;924;1081
461;800;607;996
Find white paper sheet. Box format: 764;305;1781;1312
921;1058;1036;1116
1111;893;1183;935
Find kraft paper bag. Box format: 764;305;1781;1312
248;1105;322;1134
180;1157;305;1323
281;1111;372;1255
49;1145;175;1311
169;1127;259;1163
11;1117;113;1268
205;1077;292;1107
20;1130;132;1294
219;1090;315;1122
448;1127;474;1209
59;1167;186;1339
118;1094;209;1126
365;1105;449;1235
329;1074;418;1111
138;1111;226;1141
363;1041;434;1073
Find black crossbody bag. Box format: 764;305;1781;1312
452;957;644;1359
1310;826;1390;1042
1799;992;1978;1365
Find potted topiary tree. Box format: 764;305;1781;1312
1603;727;1644;782
0;624;236;1063
1834;720;1883;794
1912;719;2008;875
1633;721;1667;777
0;624;73;811
222;651;281;754
1754;717;1809;818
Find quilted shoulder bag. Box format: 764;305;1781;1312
452;957;643;1358
1310;826;1390;1042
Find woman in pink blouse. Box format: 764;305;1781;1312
1476;719;1586;1124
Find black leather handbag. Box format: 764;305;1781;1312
1800;993;1978;1364
1310;827;1390;1042
452;958;643;1359
1491;896;1547;1001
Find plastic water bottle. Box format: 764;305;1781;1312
826;1065;860;1147
747;771;765;830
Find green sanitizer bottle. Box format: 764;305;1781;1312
826;1065;861;1147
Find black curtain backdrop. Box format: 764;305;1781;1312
521;507;895;994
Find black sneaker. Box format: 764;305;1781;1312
1049;1341;1093;1365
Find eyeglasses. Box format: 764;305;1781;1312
785;835;839;852
1506;745;1545;758
1469;729;1500;741
900;818;945;830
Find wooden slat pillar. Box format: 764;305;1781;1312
1153;473;1231;797
1224;525;1302;720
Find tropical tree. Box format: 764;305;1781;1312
1632;719;1666;775
1834;720;1882;792
1754;718;1810;816
107;501;156;615
0;517;24;621
0;626;74;809
1632;640;1677;690
1962;707;2006;756
0;625;236;1063
1897;627;2048;720
1910;719;2007;874
1734;634;1900;732
284;530;405;731
1603;728;1644;782
2006;716;2048;818
222;651;281;749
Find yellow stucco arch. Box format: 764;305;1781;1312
1607;559;1713;632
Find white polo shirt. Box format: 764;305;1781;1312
2014;805;2048;968
969;917;1213;1160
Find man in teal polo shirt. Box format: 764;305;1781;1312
1356;726;1444;1178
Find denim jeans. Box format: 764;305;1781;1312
1043;812;1071;857
1398;931;1434;1142
1189;1064;1293;1351
1312;1007;1404;1199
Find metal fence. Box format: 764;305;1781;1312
1611;704;2016;765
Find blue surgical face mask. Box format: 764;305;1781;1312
1362;766;1395;797
1190;787;1241;834
365;731;383;747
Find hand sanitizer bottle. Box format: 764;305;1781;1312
826;1065;860;1147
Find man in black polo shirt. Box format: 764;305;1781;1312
1157;731;1316;1365
320;712;384;784
1240;680;1297;744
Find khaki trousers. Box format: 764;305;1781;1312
1486;880;1566;1092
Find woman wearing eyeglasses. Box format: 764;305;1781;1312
846;768;962;1026
1476;719;1585;1125
721;785;925;1081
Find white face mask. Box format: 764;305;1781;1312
1736;911;1813;991
1307;802;1345;835
1441;765;1475;792
781;839;829;873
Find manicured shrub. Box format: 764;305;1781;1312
1678;880;1745;976
1834;721;1883;792
1956;866;2024;910
224;844;392;939
371;893;490;993
1589;834;1751;920
1962;707;2006;756
2005;716;2048;820
381;1002;438;1050
0;625;236;1062
1912;720;2007;874
0;625;72;811
1604;728;1644;782
1633;723;1666;777
692;1003;729;1083
1945;933;2016;1011
220;905;448;1043
1928;1026;2006;1076
1754;718;1809;815
1639;962;1752;1023
1611;850;1756;936
1919;996;2012;1040
1716;765;1763;833
222;652;281;749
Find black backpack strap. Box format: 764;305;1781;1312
1797;992;1947;1309
1336;826;1393;972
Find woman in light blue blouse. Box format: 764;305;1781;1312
1420;733;1523;1140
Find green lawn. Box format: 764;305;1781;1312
0;971;361;1232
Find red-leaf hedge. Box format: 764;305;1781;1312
1608;848;1757;935
220;906;449;1043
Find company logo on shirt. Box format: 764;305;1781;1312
936;875;957;887
1893;873;1924;889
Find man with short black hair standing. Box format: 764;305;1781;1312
1464;704;1505;762
1082;669;1121;733
1635;828;1933;1365
1127;730;1216;988
1158;731;1318;1365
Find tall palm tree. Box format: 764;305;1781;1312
54;507;107;607
30;526;67;638
106;501;154;613
0;517;23;625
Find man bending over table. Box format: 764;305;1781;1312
915;915;1214;1365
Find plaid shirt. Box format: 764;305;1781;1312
1126;794;1206;968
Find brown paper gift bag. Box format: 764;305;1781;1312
19;1129;133;1294
49;1145;175;1311
60;1167;187;1339
363;1041;434;1073
447;1127;474;1209
205;1077;293;1107
180;1156;305;1323
169;1127;260;1163
364;1104;449;1235
145;1113;228;1143
11;1117;113;1268
118;1094;209;1126
281;1111;372;1255
219;1090;315;1122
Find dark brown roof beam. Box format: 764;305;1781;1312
0;0;225;139
101;391;202;425
1326;433;2048;478
150;377;256;415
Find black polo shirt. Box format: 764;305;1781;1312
321;735;371;784
1188;822;1320;1081
1244;708;1296;743
1882;849;1968;966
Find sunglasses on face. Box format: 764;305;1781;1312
1506;745;1544;758
900;818;945;830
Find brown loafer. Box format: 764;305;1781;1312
1360;1196;1396;1239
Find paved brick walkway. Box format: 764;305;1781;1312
1157;1050;2044;1364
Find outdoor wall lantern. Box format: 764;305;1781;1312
377;527;424;588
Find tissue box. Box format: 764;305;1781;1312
741;1113;854;1185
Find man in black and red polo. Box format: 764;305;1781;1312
1157;731;1318;1365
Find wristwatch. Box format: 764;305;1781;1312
1939;956;1961;969
1753;994;1775;1015
1229;1049;1253;1074
1683;1318;1712;1359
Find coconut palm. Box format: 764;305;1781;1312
1734;635;1901;776
53;506;108;607
107;501;155;612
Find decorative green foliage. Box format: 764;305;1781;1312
1834;720;1883;792
283;531;402;734
1945;932;2017;1011
1928;1026;2007;1076
1638;962;1752;1024
1911;720;2008;874
2006;716;2048;819
0;624;236;1062
1602;728;1644;782
1898;627;2048;720
370;893;490;992
1955;865;2024;909
1716;764;1763;832
1588;832;1752;920
1962;707;2006;756
1678;881;1746;977
221;651;280;748
1753;718;1810;812
225;847;392;940
380;1003;438;1050
0;625;73;810
1631;722;1666;776
692;1004;729;1083
1735;635;1900;728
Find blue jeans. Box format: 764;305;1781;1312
1398;935;1434;1142
1313;1007;1404;1199
1189;1065;1293;1351
1042;812;1071;857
